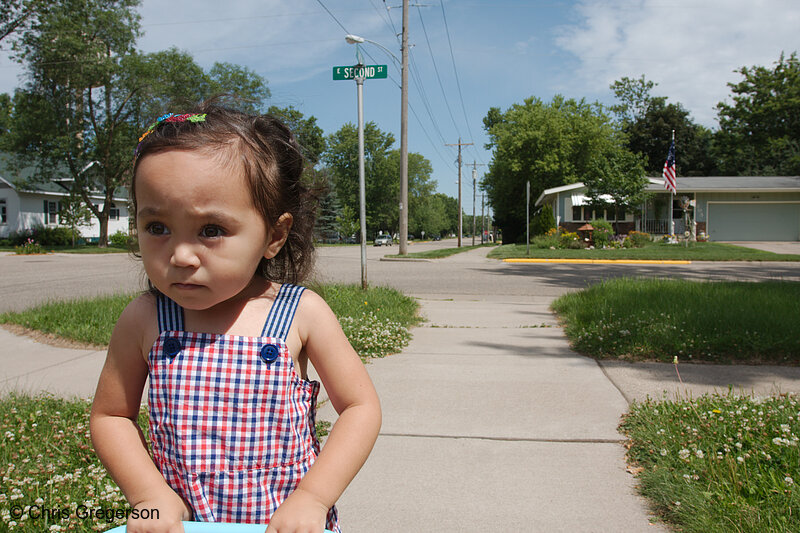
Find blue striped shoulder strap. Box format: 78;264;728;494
261;283;306;340
156;293;185;332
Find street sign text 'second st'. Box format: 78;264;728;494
333;65;388;81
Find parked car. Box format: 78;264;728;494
374;234;392;246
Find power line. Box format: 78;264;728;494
416;5;461;136
314;0;351;35
439;0;485;166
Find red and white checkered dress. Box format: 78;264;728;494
148;283;340;530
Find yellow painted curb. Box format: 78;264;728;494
503;258;692;265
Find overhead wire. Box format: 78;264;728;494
416;5;461;137
439;0;485;167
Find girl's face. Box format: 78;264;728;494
135;149;283;310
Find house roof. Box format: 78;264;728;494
644;176;800;192
0;156;129;202
536;178;661;206
536;176;800;206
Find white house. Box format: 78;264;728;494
0;175;130;242
536;176;800;241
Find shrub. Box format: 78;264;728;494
531;227;560;248
590;218;614;248
559;230;584;249
31;226;74;246
625;231;651;248
110;230;132;248
532;206;557;236
14;238;43;255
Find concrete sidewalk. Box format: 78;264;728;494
317;294;666;532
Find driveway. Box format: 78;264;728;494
721;241;800;254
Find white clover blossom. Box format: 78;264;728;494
679;449;690;460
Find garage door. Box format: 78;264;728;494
708;203;800;241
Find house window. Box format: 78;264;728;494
0;199;6;224
109;202;120;221
572;206;582;221
44;200;58;224
672;199;683;220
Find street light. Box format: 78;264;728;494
345;3;409;255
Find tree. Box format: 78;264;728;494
609;75;658;126
0;0;40;44
58;185;93;246
3;0;271;246
483;95;618;243
610;75;716;176
625;99;716;176
267;105;324;166
583;146;649;232
323;122;396;235
714;52;800;175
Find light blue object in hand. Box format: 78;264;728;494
106;522;333;532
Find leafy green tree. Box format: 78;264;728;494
0;0;41;43
714;52;800;175
2;0;270;246
625;99;716;176
609;75;657;126
583;147;649;232
610;75;716;176
267;105;324;166
323;122;396;234
335;205;359;242
483;95;618;243
58;186;93;246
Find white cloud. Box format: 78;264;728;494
555;0;800;127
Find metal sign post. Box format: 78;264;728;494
334;62;387;289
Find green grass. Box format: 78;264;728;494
0;284;420;359
0;245;128;254
384;242;497;259
489;242;800;261
0;293;136;346
551;278;800;363
310;283;421;359
0;393;333;532
622;391;800;532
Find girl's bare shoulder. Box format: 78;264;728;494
113;292;159;358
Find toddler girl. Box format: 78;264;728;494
90;103;381;533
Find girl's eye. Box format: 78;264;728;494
146;222;169;235
201;225;225;238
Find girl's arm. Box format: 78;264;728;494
267;290;382;532
89;295;192;533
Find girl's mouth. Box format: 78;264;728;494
173;283;203;290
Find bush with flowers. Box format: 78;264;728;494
624;231;651;248
13;238;43;255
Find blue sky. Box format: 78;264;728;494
1;0;799;202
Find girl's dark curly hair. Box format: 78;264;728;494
131;101;316;284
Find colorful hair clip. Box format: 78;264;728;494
134;113;207;158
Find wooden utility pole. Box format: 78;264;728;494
445;138;473;247
399;0;410;255
470;161;486;245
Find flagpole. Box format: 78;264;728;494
669;129;675;237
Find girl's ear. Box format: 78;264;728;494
264;213;293;259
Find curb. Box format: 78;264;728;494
379;256;433;262
503;258;692;265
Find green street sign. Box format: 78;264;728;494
333;64;388;81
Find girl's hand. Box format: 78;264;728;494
126;488;193;533
265;488;329;533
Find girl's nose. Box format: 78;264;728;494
170;242;201;268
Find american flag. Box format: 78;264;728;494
663;140;677;193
